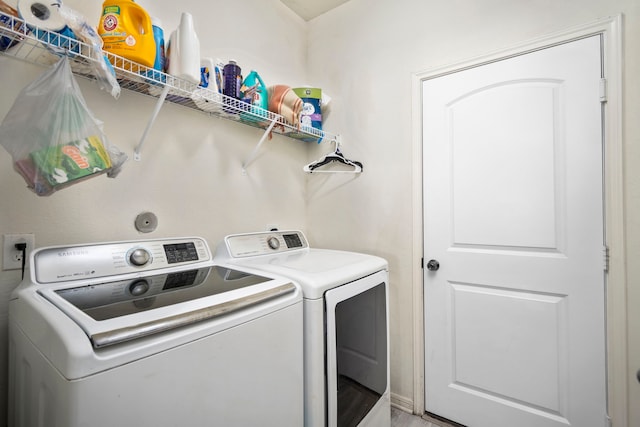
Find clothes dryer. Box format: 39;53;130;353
216;230;390;427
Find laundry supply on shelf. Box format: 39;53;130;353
221;59;243;113
0;0;28;51
267;85;303;127
98;0;156;68
240;70;269;123
17;0;78;53
166;12;200;84
139;15;165;82
199;57;218;91
223;60;242;99
214;58;224;93
293;87;322;131
192;57;222;112
151;16;164;72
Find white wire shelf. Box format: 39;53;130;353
0;11;334;163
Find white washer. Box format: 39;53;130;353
8;237;303;427
216;230;390;427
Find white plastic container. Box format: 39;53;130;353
166;12;200;84
199;57;219;92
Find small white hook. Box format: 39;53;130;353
332;135;342;150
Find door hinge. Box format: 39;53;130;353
599;78;607;103
603;245;610;272
421;257;424;269
604;413;612;427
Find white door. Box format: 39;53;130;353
422;36;606;427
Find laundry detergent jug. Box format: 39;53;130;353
240;70;268;123
98;0;155;68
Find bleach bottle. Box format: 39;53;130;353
98;0;155;68
240;70;268;122
166;12;200;84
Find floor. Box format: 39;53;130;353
391;407;459;427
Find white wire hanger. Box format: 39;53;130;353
303;136;363;174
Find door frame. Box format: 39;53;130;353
411;15;626;426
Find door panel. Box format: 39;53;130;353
451;81;562;249
451;284;567;412
423;36;605;427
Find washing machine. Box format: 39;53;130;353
216;230;390;427
8;236;304;427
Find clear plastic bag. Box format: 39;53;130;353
56;2;120;99
0;57;127;196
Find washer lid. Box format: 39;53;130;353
37;265;298;349
49;266;269;321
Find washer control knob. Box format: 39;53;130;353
129;248;151;266
267;237;280;250
129;280;150;297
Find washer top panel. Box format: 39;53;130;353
32;237;211;284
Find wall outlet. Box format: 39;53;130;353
3;233;35;271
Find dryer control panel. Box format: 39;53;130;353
33;237;211;284
223;230;309;258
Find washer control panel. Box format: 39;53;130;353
33;237;211;284
224;230;308;258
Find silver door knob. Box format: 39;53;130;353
426;259;440;271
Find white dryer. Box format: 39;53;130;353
8;237;303;427
216;230;390;427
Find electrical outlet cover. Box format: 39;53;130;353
3;233;35;271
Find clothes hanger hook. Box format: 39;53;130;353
333;135;342;149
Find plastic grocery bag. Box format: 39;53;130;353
56;2;120;98
0;57;127;196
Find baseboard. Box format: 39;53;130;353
390;392;413;414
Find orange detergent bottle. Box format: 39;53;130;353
98;0;155;68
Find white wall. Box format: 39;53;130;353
306;0;640;424
0;0;310;423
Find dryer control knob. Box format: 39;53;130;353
267;237;280;250
130;248;151;266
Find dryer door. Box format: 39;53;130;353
325;270;389;427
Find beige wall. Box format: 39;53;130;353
306;0;639;424
1;0;639;426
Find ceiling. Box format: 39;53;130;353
279;0;351;21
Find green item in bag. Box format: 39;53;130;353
30;135;112;188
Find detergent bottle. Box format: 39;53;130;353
150;16;165;73
240;70;268;122
166;12;200;84
98;0;155;68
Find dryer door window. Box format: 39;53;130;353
325;270;388;427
